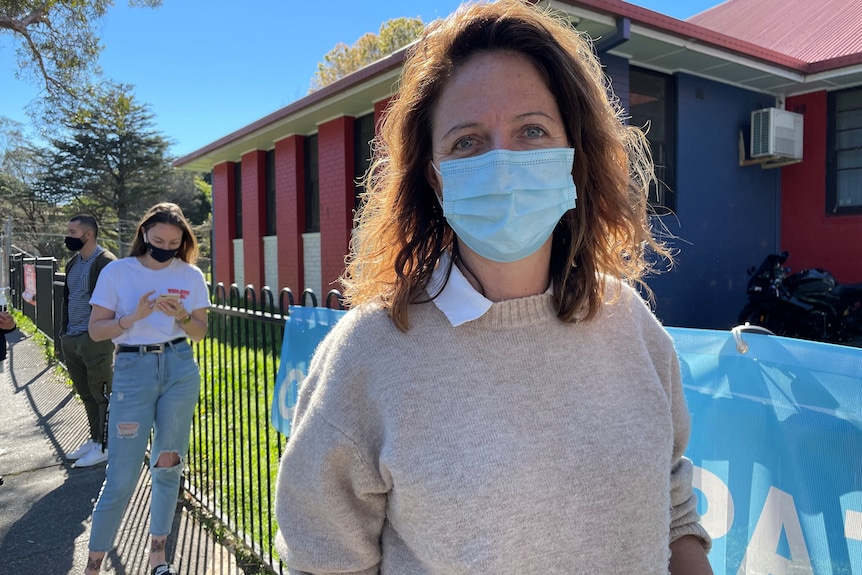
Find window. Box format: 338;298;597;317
629;68;676;212
354;113;376;213
265;149;276;235
304;135;320;233
234;162;242;239
827;87;862;215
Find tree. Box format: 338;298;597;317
310;17;425;92
166;169;212;226
0;116;61;256
40;82;172;254
1;0;161;101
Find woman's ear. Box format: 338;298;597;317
425;159;443;201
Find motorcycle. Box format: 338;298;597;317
738;251;862;345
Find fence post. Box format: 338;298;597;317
0;217;11;305
35;257;57;339
9;253;21;309
53;271;66;361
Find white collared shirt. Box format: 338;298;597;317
427;251;554;326
426;251;493;327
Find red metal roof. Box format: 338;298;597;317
688;0;862;63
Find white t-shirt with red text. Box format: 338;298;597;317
90;256;209;345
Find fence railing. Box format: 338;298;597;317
5;251;344;574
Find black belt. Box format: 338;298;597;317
117;337;187;354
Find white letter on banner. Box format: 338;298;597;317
847;510;862;541
693;466;734;539
737;486;813;575
277;367;306;421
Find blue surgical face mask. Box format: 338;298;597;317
435;148;577;263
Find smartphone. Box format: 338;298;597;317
156;293;181;303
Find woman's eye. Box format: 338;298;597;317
454;137;475;151
524;126;545;139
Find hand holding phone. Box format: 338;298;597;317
156;294;181;304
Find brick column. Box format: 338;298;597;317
275;136;305;295
240;150;267;290
318;117;355;295
212;162;236;289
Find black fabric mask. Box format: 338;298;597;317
64;236;85;252
146;243;178;263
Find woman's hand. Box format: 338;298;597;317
130;291;158;323
153;296;207;342
88;291;156;342
154;296;187;321
0;311;15;331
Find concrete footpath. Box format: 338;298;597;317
0;329;247;575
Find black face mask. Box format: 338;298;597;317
64;236;85;252
146;243;178;263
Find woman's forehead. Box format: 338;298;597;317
147;222;182;238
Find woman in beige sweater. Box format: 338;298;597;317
275;1;713;573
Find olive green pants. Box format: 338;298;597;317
61;332;115;445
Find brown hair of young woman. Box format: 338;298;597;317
342;0;671;331
129;202;199;264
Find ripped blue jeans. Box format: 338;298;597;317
88;341;200;552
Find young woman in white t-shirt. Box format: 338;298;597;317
86;202;209;575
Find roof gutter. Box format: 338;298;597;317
594;16;630;54
554;0;809;73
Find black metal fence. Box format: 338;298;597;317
6;251;344;574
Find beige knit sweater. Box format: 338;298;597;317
275;284;709;574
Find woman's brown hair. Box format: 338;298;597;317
129;202;199;264
342;0;671;331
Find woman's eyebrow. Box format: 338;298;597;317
441;121;481;141
441;112;556;140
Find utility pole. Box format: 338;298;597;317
0;217;12;305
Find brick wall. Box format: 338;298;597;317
783;91;862;282
214;113;390;299
212;162;237;287
274;136;305;294
302;232;322;301
317;117;355;293
240;150;267;289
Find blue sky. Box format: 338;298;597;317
0;0;719;159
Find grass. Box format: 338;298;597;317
9;309;58;365
187;312;288;570
10;309;83;388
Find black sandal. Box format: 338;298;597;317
151;564;177;575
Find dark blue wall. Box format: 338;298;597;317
646;73;781;329
601;58;785;329
603;53;629;113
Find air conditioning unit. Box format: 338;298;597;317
751;107;803;160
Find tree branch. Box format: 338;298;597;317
1;3;79;97
0;3;51;33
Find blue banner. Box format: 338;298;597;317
271;306;347;436
669;327;862;575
